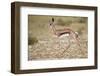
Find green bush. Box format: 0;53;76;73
28;37;38;45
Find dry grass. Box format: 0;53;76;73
28;15;88;60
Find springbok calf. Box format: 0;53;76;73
49;18;81;50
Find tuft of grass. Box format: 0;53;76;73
28;37;38;45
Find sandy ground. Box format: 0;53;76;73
28;35;88;60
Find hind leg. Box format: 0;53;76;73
70;33;81;51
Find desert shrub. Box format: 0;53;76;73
28;37;38;45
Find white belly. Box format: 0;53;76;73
59;33;69;38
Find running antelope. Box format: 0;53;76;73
49;18;81;50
